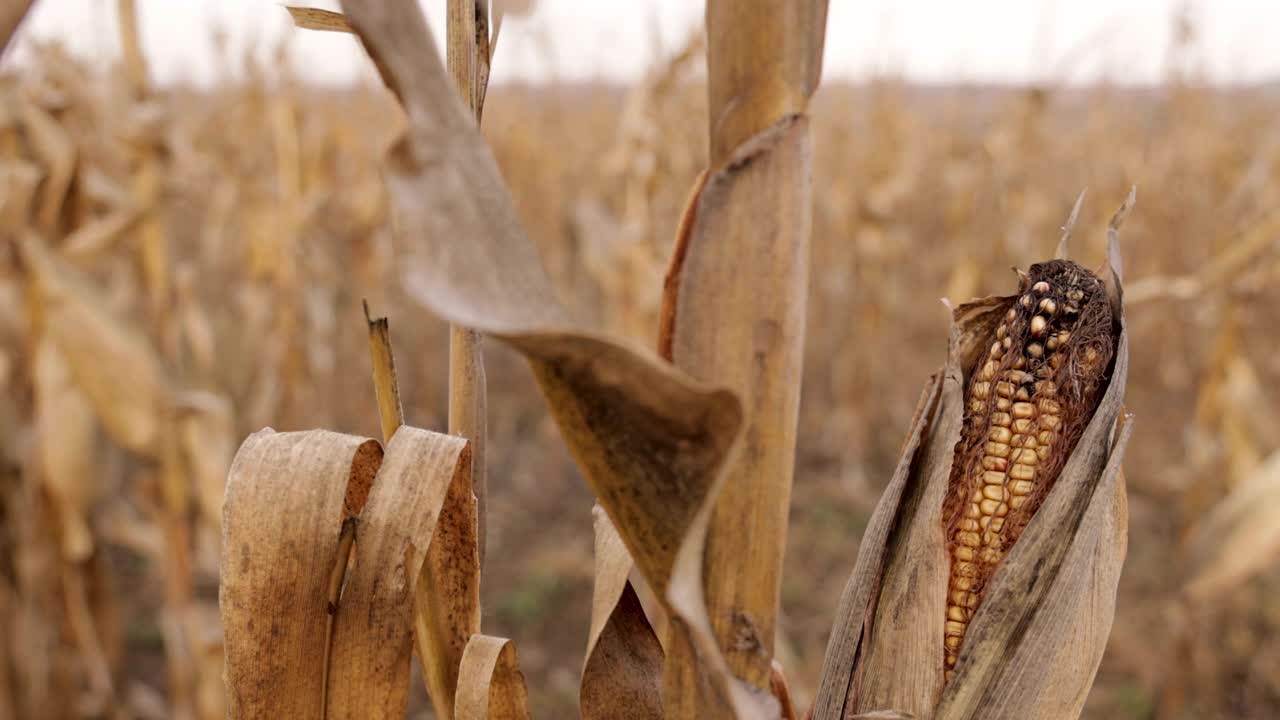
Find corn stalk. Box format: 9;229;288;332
659;2;827;714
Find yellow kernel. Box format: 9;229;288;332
952;577;973;591
1019;294;1033;309
996;381;1014;398
1034;380;1057;394
1010;480;1034;495
991;412;1012;426
1033;281;1051;293
946;636;962;650
1013;356;1027;370
957;531;981;548
1009;496;1026;510
979;498;1001;515
964;503;981;518
1012;418;1033;433
988;516;1005;531
982;485;1005;501
996;325;1007;340
1039;298;1057;314
985;441;1010;458
1038;398;1062;415
948;605;968;622
1038;430;1055;445
982;455;1008;472
1006;307;1017;322
989;342;1003;359
995;397;1011;411
996;502;1009;517
959;518;979;531
982;470;1005;485
973;381;991;399
1030;316;1048;336
1014;448;1038;464
989;426;1012;443
1012;402;1036;419
1037;446;1050;461
1041;415;1062;430
1010;463;1035;481
1014;386;1032;401
1027;342;1044;359
954;546;975;562
1068;288;1083;301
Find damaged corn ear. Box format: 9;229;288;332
943;259;1116;679
812;194;1134;720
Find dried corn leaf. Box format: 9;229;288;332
19;235;169;457
582;505;663;720
174;391;235;534
0;0;36;54
814;243;1131;720
455;635;531;720
327;426;477;720
32;340;97;562
1184;449;1280;601
663;113;811;699
285;6;355;34
337;2;771;717
220;429;383;718
18;98;75;232
0;160;42;228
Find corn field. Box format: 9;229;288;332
1;1;1279;719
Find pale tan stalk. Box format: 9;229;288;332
661;2;827;714
447;0;490;565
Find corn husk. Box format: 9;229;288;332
813;230;1132;720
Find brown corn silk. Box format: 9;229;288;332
811;231;1131;720
942;260;1116;677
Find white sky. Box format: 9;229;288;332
6;1;1280;86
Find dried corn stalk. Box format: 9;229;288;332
813;196;1134;720
659;2;827;715
337;0;771;715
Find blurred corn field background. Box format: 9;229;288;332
3;5;1280;719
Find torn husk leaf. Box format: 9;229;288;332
581;505;663;720
813;236;1132;720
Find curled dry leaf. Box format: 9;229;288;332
1184;449;1280;601
174;391;235;534
455;635;532;720
581;506;663;720
221;429;383;718
284;7;355;34
0;0;37;54
327;426;477;720
32;339;97;562
17;96;76;232
19;235;170;458
337;0;769;716
814;222;1132;720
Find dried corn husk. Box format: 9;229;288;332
455;635;532;720
813;224;1133;720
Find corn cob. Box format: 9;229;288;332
942;259;1116;680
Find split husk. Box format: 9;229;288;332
813;207;1134;720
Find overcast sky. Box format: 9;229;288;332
7;1;1279;86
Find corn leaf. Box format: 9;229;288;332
327;426;477;719
581;506;663;719
220;429;383;718
456;635;532;720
